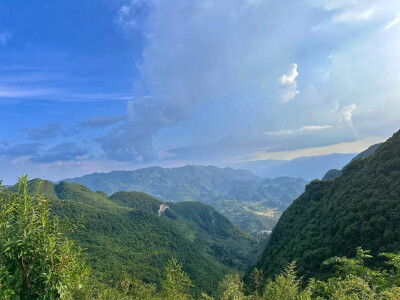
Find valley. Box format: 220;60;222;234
2;130;400;299
64;166;307;235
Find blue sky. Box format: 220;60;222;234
1;0;400;183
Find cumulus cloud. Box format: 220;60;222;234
21;124;61;141
336;104;356;123
98;0;400;164
102;0;312;161
279;63;300;103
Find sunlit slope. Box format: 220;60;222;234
64;165;307;233
11;179;261;294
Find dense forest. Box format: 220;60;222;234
64;166;307;234
3;177;400;299
5;177;264;296
254;130;400;282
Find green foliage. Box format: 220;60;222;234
115;273;157;300
254;131;400;281
63;165;307;234
161;258;193;300
248;268;264;297
218;249;400;300
7;178;261;295
263;262;310;300
322;169;342;180
4;177;400;300
0;176;88;299
217;274;245;300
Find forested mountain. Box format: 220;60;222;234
253;130;400;281
6;178;400;299
9;179;262;295
64;165;260;198
322;143;382;180
64;166;307;234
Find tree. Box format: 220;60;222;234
118;274;157;300
0;176;88;299
161;258;193;300
217;274;245;300
263;262;310;300
248;267;263;297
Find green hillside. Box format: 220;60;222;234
64;165;260;198
64;166;307;234
253;130;400;281
322;143;382;180
5;176;400;299
10;179;261;295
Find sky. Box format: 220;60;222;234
1;0;400;184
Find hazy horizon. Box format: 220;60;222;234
1;0;399;183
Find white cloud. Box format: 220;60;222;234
279;63;299;85
265;125;332;136
0;86;53;98
385;13;400;30
309;0;374;23
332;7;375;23
278;63;300;103
0;85;131;102
336;104;356;123
105;0;400;163
310;0;400;30
105;0;312;161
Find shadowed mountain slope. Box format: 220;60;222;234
254;130;400;280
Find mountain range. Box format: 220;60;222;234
64;166;307;234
